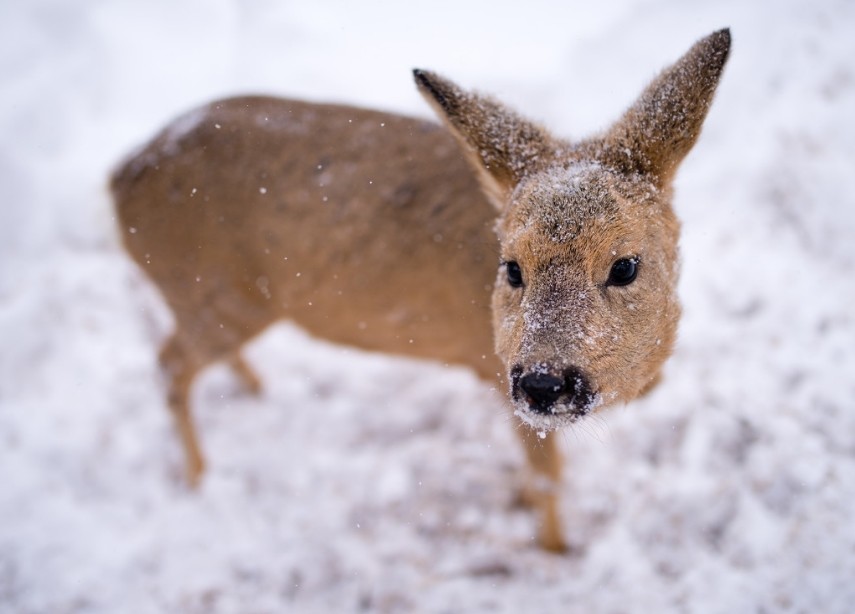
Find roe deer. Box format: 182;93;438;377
112;29;730;552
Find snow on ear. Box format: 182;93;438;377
413;69;557;210
599;28;731;186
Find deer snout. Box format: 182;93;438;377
511;365;596;418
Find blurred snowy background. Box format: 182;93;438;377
2;0;854;612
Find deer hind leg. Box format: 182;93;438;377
516;427;567;553
159;333;206;487
229;353;262;395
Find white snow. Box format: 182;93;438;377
2;0;855;612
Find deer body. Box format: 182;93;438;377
113;30;731;552
115;99;500;377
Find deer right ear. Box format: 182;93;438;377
413;69;557;210
599;29;731;186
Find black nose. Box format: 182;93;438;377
519;372;565;407
514;366;594;414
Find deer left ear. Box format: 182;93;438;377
414;69;557;209
599;28;731;186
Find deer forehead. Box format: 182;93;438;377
497;164;661;272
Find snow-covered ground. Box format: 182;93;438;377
2;0;854;612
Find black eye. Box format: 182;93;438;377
505;261;524;288
607;257;639;286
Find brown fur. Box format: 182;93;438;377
112;29;730;552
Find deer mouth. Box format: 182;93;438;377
509;364;602;430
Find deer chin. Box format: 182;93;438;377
512;393;603;432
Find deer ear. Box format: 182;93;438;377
599;28;731;186
414;69;557;209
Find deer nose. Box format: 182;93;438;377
513;366;595;415
519;372;565;408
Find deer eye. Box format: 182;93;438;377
505;261;524;288
607;257;639;286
